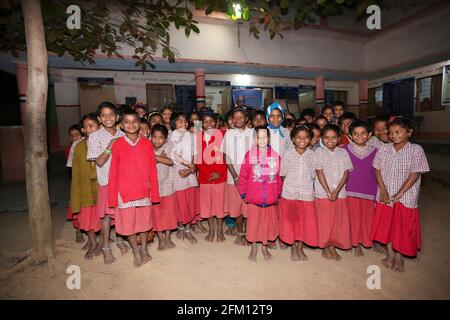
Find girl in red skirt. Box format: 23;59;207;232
108;109;160;267
343;121;378;257
151;124;178;250
279;125;319;261
370;117;429;272
237;126;282;262
315;124;353;261
195;108;227;242
71;113;102;259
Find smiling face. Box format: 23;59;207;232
340;118;353;135
310;128;321;146
135;107;147;118
252;114;266;127
98;107;118;129
315;118;328;129
151;130;166;150
389;123;411;145
322;107;334;122
292;129;311;150
121;114;140;135
69;129;82;143
162;108;172;124
322;128;339;150
334;105;345;118
373;120;390;143
232;110;247;129
268;109;283;127
139;123;150;138
202;115;216;131
174;115;188;130
81;119;99;137
304;114;314;123
149;114;163;129
255;129;269;148
351;126;370;146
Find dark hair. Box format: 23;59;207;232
161;106;172;113
118;108;140;123
133;103;147;111
315;115;328;123
251;109;266;121
140;118;149;125
170;111;186;131
282;118;295;129
68;123;82;134
151;124;169;139
349;120;370;135
97;101;116;114
296;117;308;125
321;105;334;115
388;117;414;131
291;124;313;140
231;107;248;118
148;112;163;121
321;124;341;137
254;125;270;138
199;107;217;122
372;115;389;126
80;113;99;127
333;100;346;108
300;108;315;119
338;112;357;125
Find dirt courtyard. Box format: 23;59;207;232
0;179;449;300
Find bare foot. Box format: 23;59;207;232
261;246;273;261
234;235;246;246
75;233;85;243
225;225;237;236
81;242;89;251
381;254;395;270
248;246;257;262
157;239;167;251
267;241;277;250
185;231;197;244
392;253;406;273
373;242;386;254
198;222;209;233
102;247;116;264
116;241;130;255
94;241;103;256
84;243;97;260
176;227;185;240
279;240;289;250
131;248;143;267
298;246;308;261
165;237;176;249
354;245;364;257
290;245;300;261
205;233;214;242
216;231;226;242
330;247;342;261
321;247;332;260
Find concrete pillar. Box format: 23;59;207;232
315;76;325;116
195;69;206;111
359;79;368;120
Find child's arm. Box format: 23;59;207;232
375;169;390;204
391;172;421;203
148;143;160;204
316;170;332;199
237;154;250;199
330;170;349;201
107;143;119;208
155;155;173;166
70;147;81;214
94;138;118;168
224;153;239;184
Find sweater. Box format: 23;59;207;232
70;139;98;213
196;129;227;184
344;144;377;200
108;136;160;207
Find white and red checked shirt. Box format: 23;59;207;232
314;146;353;199
169;129;198;191
155;141;175;197
86;126;125;186
366;136;385;149
373;142;429;208
280;148;318;201
66;138;84;168
221;127;255;184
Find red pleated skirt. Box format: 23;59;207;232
175;187;197;225
97;184;116;219
77;205;101;232
315;198;351;250
370;202;421;257
278;198;318;246
246;204;279;245
199;183;227;219
151;194;179;232
347;197;375;248
224;184;248;218
115;206;152;236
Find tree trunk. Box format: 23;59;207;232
21;0;55;262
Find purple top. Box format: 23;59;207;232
344;144;377;200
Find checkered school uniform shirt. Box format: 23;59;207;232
373;142;429;209
220;127;255;184
117;136;151;208
280;148;319;201
86;127;125;186
169;129;198;191
155;141;175;197
314;146;353;199
366;136;385;149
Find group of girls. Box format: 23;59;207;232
68;100;429;272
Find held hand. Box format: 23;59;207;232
233;177;239;186
390;192;403;204
326;191;333;201
208;172;220;182
179;169;191;178
380;189;390;204
330;190;339;201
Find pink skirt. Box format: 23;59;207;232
77;206;101;232
115;206;152;236
151;194;179;232
347;197;375;248
279;198;318;246
66;205;79;229
199;183;227;219
97;184;116;219
315;198;351;250
224;184;248;218
246;204;279;245
370;202;421;257
175;187;197;225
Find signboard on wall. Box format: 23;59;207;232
275;86;299;101
231;88;263;109
175;85;196;114
442;65;450;106
382;77;414;117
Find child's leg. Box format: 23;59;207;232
330;246;342;261
157;231;167;251
84;231;98;260
164;230;176;249
354;244;364;257
99;216;116;264
205;217;214;242
184;224;197;244
381;243;395;270
248;243;257;262
127;234;143;267
139;231;152;264
75;228;85;243
234;215;246;246
298;241;308;261
321;246;332;260
216;218;225;242
290;241;300;261
176;223;185;240
392;251;406;273
373;242;386;254
116;234;130;255
261;244;273;261
267;240;277;249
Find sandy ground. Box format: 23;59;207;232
0;178;449;300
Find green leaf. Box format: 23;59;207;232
185;26;191;37
190;24;200;33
